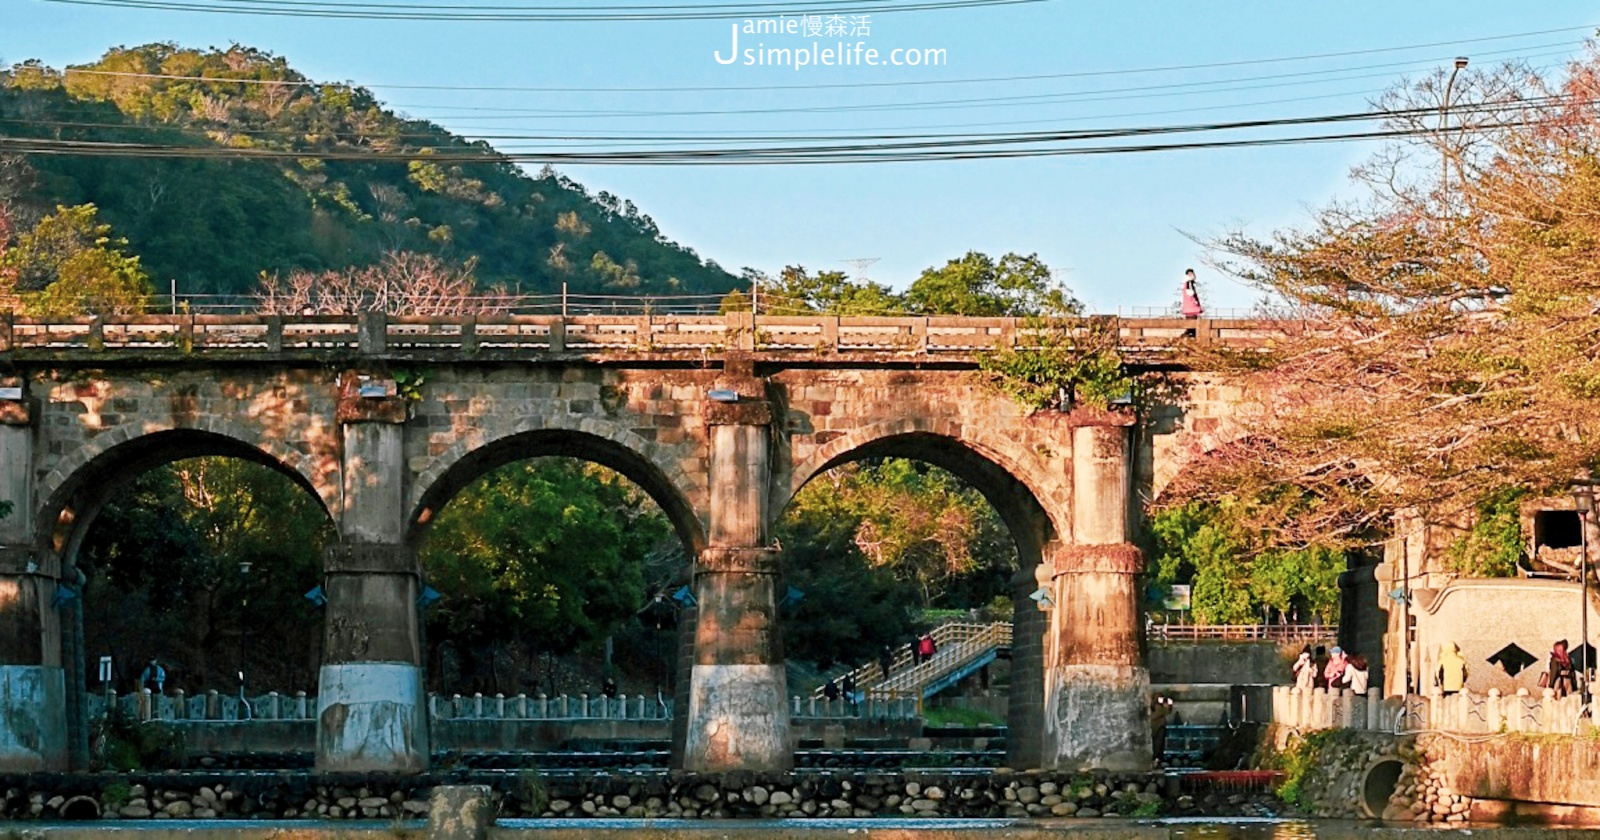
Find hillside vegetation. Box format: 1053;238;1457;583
0;44;737;297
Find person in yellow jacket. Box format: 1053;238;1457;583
1437;642;1468;696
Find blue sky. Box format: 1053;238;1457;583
7;2;1599;311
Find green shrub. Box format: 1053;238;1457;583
91;708;185;771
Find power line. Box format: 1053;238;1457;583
1;98;1555;153
0;104;1557;166
381;45;1578;122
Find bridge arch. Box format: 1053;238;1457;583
39;420;335;552
407;418;707;554
781;417;1065;557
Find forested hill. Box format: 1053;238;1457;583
0;45;738;297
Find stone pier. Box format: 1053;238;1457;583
316;375;428;772
682;362;791;772
0;394;66;771
1041;411;1152;771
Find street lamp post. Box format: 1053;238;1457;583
239;560;253;721
1439;56;1469;197
1574;483;1593;694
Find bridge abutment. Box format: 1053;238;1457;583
1040;417;1152;771
683;376;791;772
0;410;67;772
316;392;429;773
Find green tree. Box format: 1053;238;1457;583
80;457;330;691
777;459;1017;667
1444;486;1527;577
0;204;150;315
761;264;903;315
418;459;671;688
1149;497;1345;625
905;251;1071;316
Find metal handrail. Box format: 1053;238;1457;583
816;621;1012;701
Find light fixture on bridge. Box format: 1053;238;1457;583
357;376;397;399
707;389;739;403
303;586;327;607
1028;587;1055;610
417;585;443;610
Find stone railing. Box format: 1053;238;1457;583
1270;685;1598;736
90;689;918;723
1150;623;1331;642
89;689;314;723
790;695;920;719
0;312;1287;358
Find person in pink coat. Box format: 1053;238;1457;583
1180;269;1204;318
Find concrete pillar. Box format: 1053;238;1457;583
0;403;67;772
317;376;428;773
682;370;790;772
1041;415;1152;771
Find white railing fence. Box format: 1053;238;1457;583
89;688;919;724
1269;685;1598;736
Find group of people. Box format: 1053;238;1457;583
1298;640;1585;699
1439;639;1582;698
821;672;858;706
874;632;940;679
1292;645;1369;695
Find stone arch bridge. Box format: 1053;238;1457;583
0;312;1262;773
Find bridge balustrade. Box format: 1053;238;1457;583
1267;684;1597;735
0;312;1294;357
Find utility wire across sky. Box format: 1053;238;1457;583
0;97;1560;165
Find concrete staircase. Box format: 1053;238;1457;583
819;621;1012;702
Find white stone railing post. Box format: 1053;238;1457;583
1541;688;1557;732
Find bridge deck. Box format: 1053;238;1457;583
0;312;1292;362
